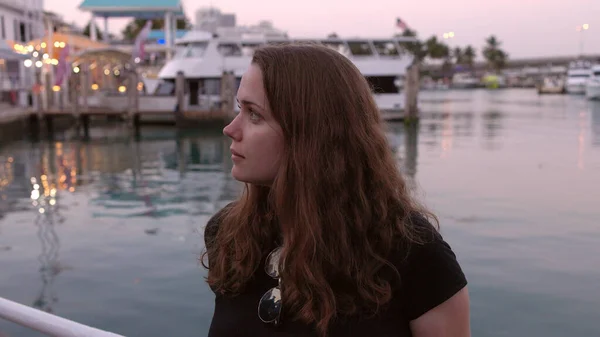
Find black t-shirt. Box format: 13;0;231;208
204;208;467;337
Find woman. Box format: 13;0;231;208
202;43;470;337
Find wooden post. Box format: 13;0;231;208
71;72;80;117
34;67;43;138
220;71;235;121
44;114;54;140
71;71;81;135
28;114;40;142
127;71;139;127
175;71;185;126
81;63;89;114
44;72;53;110
58;86;64;112
132;71;140;138
176;134;186;178
82;115;90;140
404;121;418;187
404;61;420;122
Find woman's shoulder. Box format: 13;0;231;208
392;212;468;320
204;202;236;246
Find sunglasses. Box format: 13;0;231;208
258;246;283;325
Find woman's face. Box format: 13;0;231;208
223;64;284;186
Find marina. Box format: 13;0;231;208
1;89;600;336
0;0;599;335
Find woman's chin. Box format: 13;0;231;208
231;166;251;184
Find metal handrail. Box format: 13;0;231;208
0;296;125;337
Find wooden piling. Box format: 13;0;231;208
82;115;90;139
81;64;89;115
33;68;43;138
175;71;185;127
220;70;236;121
79;64;90;140
404;61;420;123
28;113;40;141
44;72;53;110
71;71;80;134
127;71;139;127
44;114;54;140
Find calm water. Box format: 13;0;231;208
1;89;599;336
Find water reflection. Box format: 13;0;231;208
385;122;419;189
590;101;600;147
32;180;64;313
1;124;421;222
86;133;236;219
481;110;505;150
418;111;477;152
2;89;599;337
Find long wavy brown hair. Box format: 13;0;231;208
202;43;438;336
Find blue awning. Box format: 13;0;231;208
79;0;185;18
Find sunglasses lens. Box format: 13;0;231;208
265;247;282;278
258;287;282;323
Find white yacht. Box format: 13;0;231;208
565;60;592;95
536;75;566;95
451;72;479;89
585;64;600;100
154;30;416;113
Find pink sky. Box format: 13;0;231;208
46;0;600;59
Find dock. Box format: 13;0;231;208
1;66;408;143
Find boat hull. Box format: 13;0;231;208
566;83;586;95
586;81;600;100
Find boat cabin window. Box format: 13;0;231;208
294;40;319;44
203;78;221;95
594;71;600;76
217;43;242;56
241;43;261;56
372;40;399;56
155;81;175;95
347;41;373;56
568;73;590;78
175;42;209;58
267;40;287;46
365;76;401;94
321;41;350;57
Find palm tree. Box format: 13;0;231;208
453;46;463;65
395;31;449;64
425;36;449;59
395;30;450;120
483;35;508;73
463;45;476;72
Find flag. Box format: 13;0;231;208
54;44;70;86
396;17;408;31
133;20;152;62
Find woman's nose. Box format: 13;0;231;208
223;115;241;140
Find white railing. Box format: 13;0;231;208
0;296;125;337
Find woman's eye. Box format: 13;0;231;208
237;104;261;122
248;109;262;122
249;111;258;120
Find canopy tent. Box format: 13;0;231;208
78;0;185;59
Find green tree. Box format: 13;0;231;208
121;17;192;41
463;45;476;71
83;22;103;40
395;29;450;120
483;35;508;73
396;30;449;63
453;46;463;65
